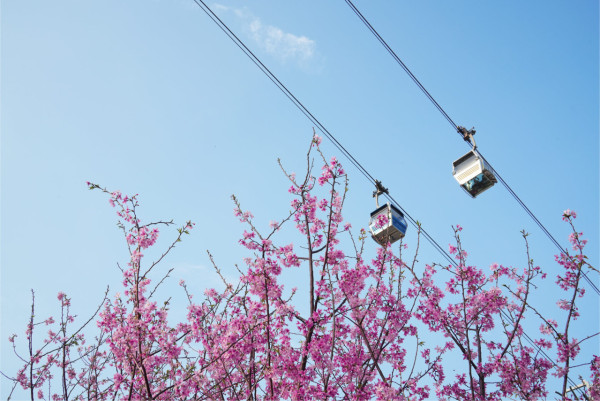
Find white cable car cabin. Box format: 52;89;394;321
452;149;497;198
369;202;407;245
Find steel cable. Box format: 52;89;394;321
344;0;599;297
191;0;456;267
191;0;589;394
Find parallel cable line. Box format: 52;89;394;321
343;1;592;393
191;0;372;185
480;155;600;295
344;0;600;296
191;0;456;267
190;0;587;394
344;0;459;132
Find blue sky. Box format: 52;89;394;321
2;1;598;398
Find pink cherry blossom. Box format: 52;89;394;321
4;150;596;401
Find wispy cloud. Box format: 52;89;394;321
215;4;317;68
247;18;315;63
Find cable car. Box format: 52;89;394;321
452;149;497;198
369;202;407;245
453;126;497;198
369;180;407;245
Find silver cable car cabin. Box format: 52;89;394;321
369;181;407;245
452;127;497;198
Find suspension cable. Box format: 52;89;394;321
344;0;599;296
191;0;456;267
190;0;590;393
344;0;459;131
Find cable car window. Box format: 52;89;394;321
369;202;407;245
452;150;497;198
463;172;494;197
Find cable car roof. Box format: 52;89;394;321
370;202;404;217
452;150;479;168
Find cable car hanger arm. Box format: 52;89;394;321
457;126;477;149
373;179;389;208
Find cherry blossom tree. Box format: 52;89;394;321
2;135;598;400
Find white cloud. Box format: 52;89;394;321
215;4;317;66
248;18;315;63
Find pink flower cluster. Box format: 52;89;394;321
4;164;595;400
